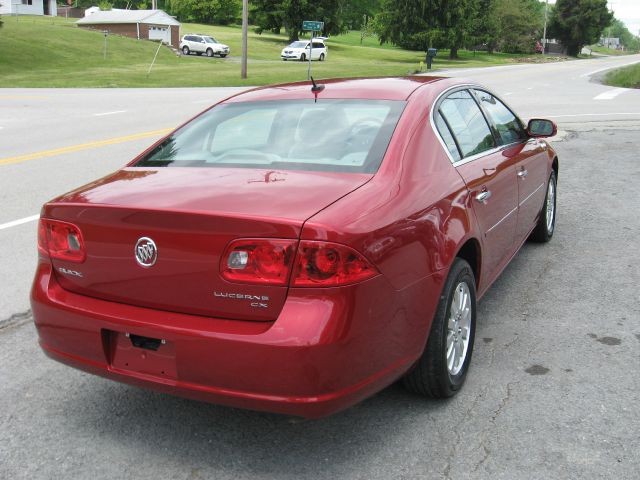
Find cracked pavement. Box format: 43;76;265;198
2;57;640;478
1;126;639;479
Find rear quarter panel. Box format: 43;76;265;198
301;82;481;362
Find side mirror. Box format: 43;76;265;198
527;118;557;138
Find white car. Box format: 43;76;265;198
281;38;327;61
180;34;230;58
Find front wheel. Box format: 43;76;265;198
206;48;214;57
319;53;325;61
182;46;190;55
403;258;476;398
529;171;557;242
299;53;306;62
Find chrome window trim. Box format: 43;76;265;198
429;83;530;167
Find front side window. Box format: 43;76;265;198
135;99;406;174
473;89;527;145
439;90;495;158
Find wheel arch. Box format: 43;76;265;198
454;237;482;287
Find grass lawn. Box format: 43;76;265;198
603;63;640;88
0;16;532;87
587;45;638;56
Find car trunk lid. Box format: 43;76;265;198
43;167;371;321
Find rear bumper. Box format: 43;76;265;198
31;263;435;417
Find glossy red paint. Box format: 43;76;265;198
31;76;558;417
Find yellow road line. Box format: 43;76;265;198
0;128;173;167
0;95;49;100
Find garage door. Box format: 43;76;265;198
148;25;170;44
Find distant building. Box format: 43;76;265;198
0;0;57;16
600;37;621;49
76;9;180;47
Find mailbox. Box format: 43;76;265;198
426;48;438;69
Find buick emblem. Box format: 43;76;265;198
135;237;158;267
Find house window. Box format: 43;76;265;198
22;0;33;5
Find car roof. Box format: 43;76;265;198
224;76;449;102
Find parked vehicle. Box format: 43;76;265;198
32;77;558;418
281;38;327;61
180;34;230;57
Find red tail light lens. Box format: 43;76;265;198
221;239;378;287
292;241;378;287
221;239;297;285
39;219;86;263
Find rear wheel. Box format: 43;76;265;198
182;46;190;55
529;171;557;243
300;53;306;62
319;53;325;61
403;258;476;398
206;48;214;57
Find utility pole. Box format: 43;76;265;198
241;0;248;79
542;0;549;54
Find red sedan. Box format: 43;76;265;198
32;77;558;417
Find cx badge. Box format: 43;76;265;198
135;237;158;267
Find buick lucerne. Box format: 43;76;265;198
31;77;558;417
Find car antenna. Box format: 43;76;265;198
310;76;325;102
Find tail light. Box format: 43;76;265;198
221;239;297;285
292;241;378;287
221;239;378;287
38;219;86;263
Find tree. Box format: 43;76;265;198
607;18;640;52
251;0;345;41
548;0;613;56
494;0;544;53
376;0;478;59
167;0;240;24
342;0;382;30
376;0;442;52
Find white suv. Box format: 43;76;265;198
180;34;230;58
281;38;327;61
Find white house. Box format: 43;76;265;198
0;0;57;16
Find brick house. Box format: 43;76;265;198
77;10;180;48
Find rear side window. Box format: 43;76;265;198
135;99;406;174
439;90;495;158
434;112;461;162
312;42;325;49
473;89;527;145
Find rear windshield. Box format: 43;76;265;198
135;99;406;173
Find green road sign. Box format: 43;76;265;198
302;20;324;31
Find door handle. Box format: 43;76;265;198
518;169;528;178
475;190;492;203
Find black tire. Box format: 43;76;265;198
403;258;477;398
300;53;306;62
319;53;325;61
206;48;214;57
182;46;190;55
529;171;557;243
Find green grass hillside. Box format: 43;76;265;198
0;16;530;87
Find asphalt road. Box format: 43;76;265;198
1;55;640;479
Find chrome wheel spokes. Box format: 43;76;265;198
446;282;472;375
546;178;555;233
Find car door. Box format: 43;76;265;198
435;89;519;282
472;89;549;242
